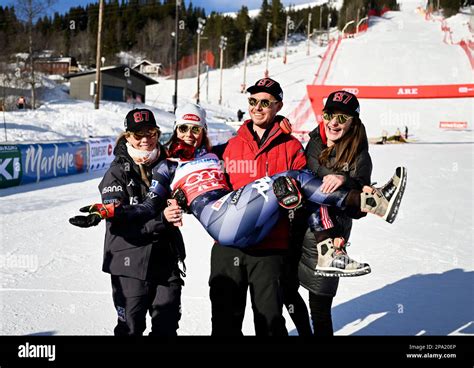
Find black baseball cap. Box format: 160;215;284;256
124;108;158;132
246;78;283;101
324;91;360;117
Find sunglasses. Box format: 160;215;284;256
177;124;203;134
131;129;159;140
248;97;278;108
322;112;352;125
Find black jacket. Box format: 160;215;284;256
298;124;372;296
99;138;185;281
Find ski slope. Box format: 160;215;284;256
0;2;473;335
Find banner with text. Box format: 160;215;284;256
439;121;468;129
0;145;22;189
307;84;474;123
18;141;88;184
87;137;115;172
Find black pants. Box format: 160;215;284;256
281;252;313;336
111;274;182;336
309;292;334;336
209;244;288;336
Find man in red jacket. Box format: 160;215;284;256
210;78;310;336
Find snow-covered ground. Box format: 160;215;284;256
0;2;473;336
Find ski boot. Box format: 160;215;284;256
361;166;407;223
315;238;371;277
273;176;302;210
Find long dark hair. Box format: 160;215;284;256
318;116;368;171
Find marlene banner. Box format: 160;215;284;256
18;141;88;184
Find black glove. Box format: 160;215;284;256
69;213;102;228
69;203;115;228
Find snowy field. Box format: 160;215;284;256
0;0;473;336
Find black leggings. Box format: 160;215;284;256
309;292;334;336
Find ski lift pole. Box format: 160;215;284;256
2;84;6;141
307;13;312;56
265;23;272;77
206;64;209;103
283;16;290;64
2;108;6;142
242;31;251;92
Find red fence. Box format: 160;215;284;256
163;50;215;76
423;9;474;70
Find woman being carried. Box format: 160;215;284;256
70;104;407;262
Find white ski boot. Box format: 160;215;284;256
315;238;371;277
361;166;407;223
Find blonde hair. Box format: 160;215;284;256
116;131;128;146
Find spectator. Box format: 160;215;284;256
89;108;185;336
210;78;311;336
394;128;402;141
17;96;26;110
237;109;245;122
301;90;372;335
382;129;388;144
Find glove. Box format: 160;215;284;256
69;203;116;228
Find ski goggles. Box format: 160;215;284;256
177;124;203;135
248;97;278;108
131;129;159;140
322;111;353;125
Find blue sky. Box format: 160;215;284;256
0;0;316;16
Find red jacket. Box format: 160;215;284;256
222;118;306;250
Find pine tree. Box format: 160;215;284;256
252;0;271;52
234;6;252;60
440;0;463;17
270;0;285;42
0;6;21;54
338;0;364;31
